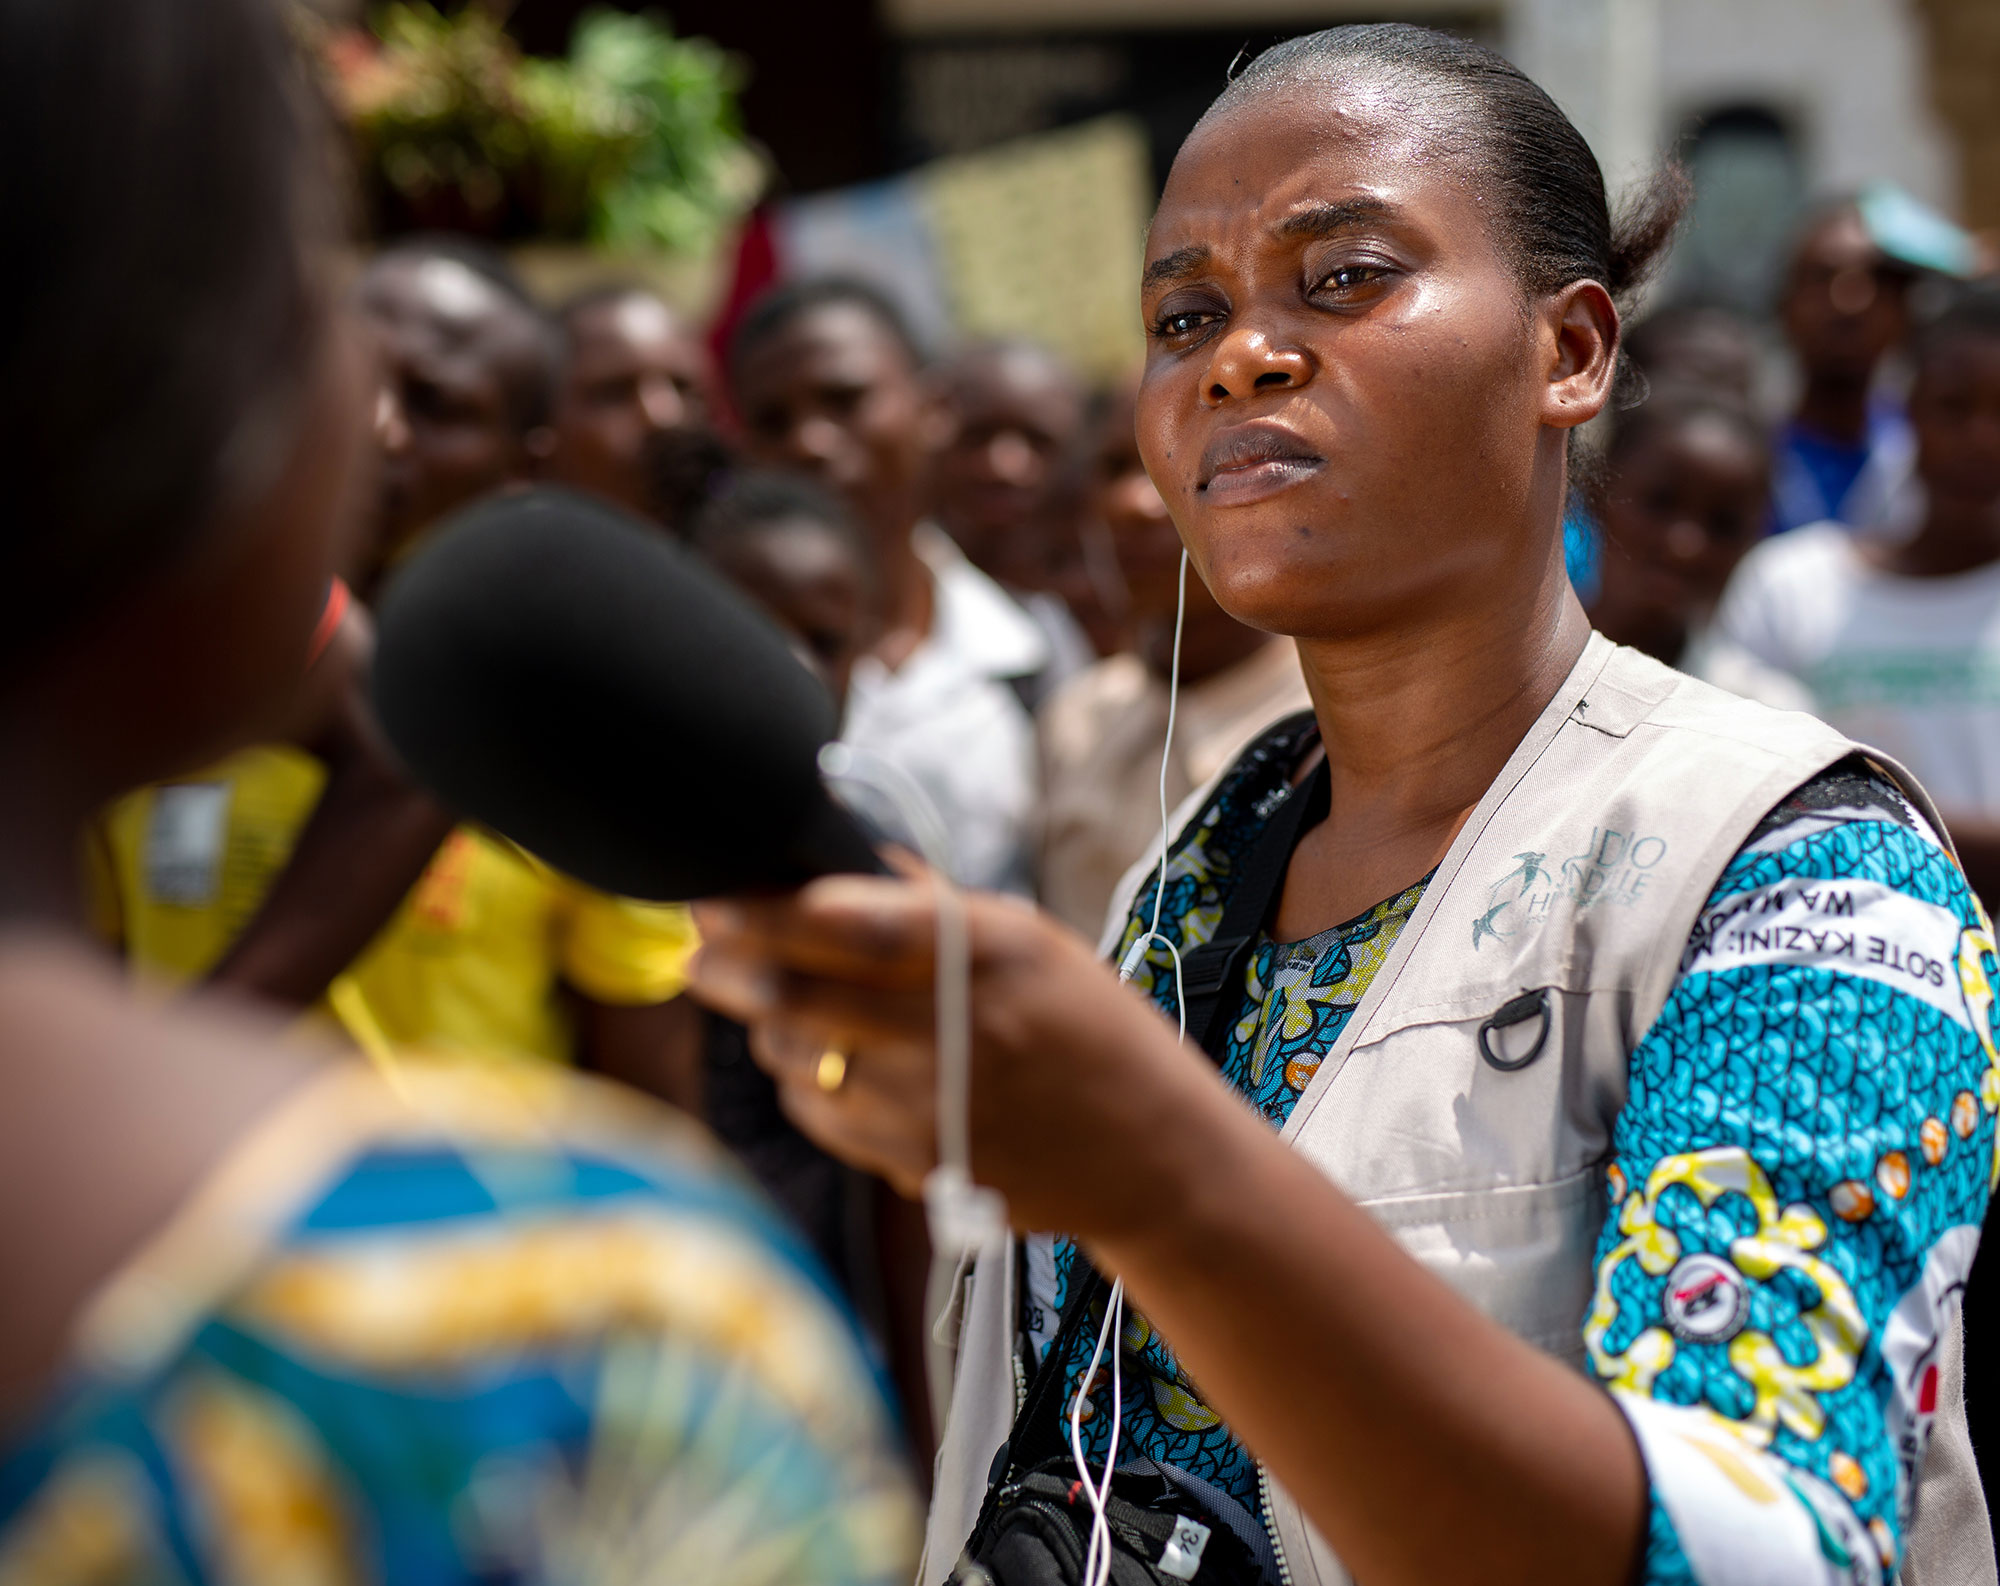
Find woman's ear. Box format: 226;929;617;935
1541;280;1619;432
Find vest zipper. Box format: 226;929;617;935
1256;1461;1294;1586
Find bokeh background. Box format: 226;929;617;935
309;0;1999;382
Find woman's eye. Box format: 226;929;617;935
1153;309;1216;339
1317;264;1385;293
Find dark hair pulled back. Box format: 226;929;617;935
1217;24;1689;310
0;0;335;673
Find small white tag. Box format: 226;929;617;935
923;1164;1008;1258
1158;1515;1211;1581
143;783;231;905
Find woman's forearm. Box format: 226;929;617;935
1090;1091;1647;1586
687;886;1648;1584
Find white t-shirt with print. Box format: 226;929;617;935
1718;522;2000;815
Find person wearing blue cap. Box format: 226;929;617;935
1771;188;1980;537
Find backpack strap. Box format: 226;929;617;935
1177;757;1329;1053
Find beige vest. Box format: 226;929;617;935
921;636;1994;1586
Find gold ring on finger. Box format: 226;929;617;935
815;1046;849;1094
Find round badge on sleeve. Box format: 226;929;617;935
1662;1253;1751;1343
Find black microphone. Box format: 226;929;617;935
370;487;885;901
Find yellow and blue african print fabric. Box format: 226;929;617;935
1025;727;1996;1586
0;1060;921;1586
1593;771;1996;1585
1029;889;1428;1510
1025;721;1430;1516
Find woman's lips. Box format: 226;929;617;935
1201;455;1326;505
1197;424;1326;506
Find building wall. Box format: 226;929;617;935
1913;0;2000;230
1508;0;1956;206
893;0;1960;215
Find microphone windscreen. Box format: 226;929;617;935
371;488;880;901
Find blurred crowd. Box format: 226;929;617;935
80;182;2000;1486
17;0;1999;1550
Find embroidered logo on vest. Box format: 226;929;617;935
1473;827;1670;949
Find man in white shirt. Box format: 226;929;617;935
728;279;1046;893
925;340;1097;707
1720;285;2000;899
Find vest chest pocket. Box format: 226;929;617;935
1286;985;1632;1355
1290;985;1627;1224
1358;1166;1607;1362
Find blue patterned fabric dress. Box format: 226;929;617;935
0;1059;921;1586
1022;724;1996;1586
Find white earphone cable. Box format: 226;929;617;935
830;551;1195;1586
1075;548;1191;1586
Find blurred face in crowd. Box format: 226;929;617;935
707;518;871;709
1093;376;1269;676
1910;329;2000;518
1625;307;1759;405
927;343;1084;587
1599;410;1770;626
1041;482;1129;660
550;290;713;517
1781;206;1911;388
1135;87;1591;643
1092;382;1181;624
732;303;932;543
357;254;545;570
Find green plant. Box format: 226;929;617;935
333;2;752;251
523;10;748;252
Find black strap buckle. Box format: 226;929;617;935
1179;934;1252;998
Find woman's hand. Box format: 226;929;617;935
694;873;1650;1586
687;873;1219;1237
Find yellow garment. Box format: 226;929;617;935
88;746;326;980
89;745;697;1064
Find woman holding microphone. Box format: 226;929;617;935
692;24;1996;1586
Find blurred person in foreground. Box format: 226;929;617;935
1586;387;1808;710
926;340;1096;703
729;279;1044;894
91;241;704;1105
1723;285;2000;900
1038;382;1309;936
0;1;919;1580
544;284;722;530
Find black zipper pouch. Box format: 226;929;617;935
951;1459;1265;1586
